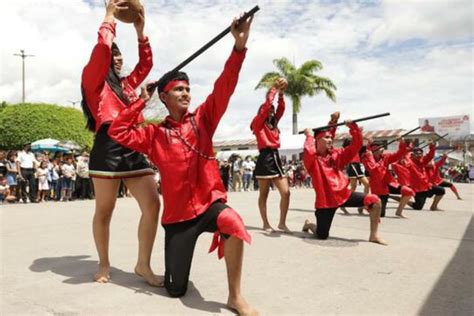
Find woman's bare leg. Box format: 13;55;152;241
257;179;273;232
91;178;121;282
124;175;162;286
272;177;291;233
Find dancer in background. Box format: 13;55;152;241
251;78;292;233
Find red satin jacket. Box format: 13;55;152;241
426;155;447;185
82;22;152;133
250;88;285;150
304;123;362;209
109;48;246;224
392;145;435;192
361;142;407;195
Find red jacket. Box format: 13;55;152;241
82;22;152;133
109;48;246;224
426;155;447;185
361;142;407;195
250;88;285;150
304;123;362;209
393;145;435;192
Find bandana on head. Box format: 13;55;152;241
157;70;190;94
162;80;189;93
315;130;332;140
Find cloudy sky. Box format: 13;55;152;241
1;0;472;140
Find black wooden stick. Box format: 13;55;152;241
148;5;259;92
385;126;421;146
171;5;259;72
420;133;449;149
298;112;390;134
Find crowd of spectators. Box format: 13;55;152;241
217;154;312;192
1;146;473;204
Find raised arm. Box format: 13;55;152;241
435;154;448;169
303;129;316;173
328;111;340;139
384;139;408;165
82;1;127;92
124;6;153;89
250;87;277;132
199;14;253;136
336;121;362;169
420;143;436;166
274;78;288;122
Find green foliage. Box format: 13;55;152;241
255;57;337;134
0;103;93;150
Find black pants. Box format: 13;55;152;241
439;181;453;188
379;185;403;217
19;168;36;202
162;202;229;297
412;186;445;210
315;192;366;239
77;177;93;199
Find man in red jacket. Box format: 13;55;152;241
393;144;445;210
361;140;414;218
109;15;257;316
426;154;462;199
301;114;386;245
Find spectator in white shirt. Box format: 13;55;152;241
17;143;39;203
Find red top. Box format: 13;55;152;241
250;88;285;150
426;155;447;185
392;145;435;192
304;123;362;209
361;142;407;195
81;22;152;133
109;48;246;224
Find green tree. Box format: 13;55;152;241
255;57;337;134
0;103;93;150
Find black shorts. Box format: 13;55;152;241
89;124;154;179
255;148;285;179
346;163;364;178
162;201;230;297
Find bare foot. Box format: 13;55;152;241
277;224;293;234
430;207;444;211
358;207;364;214
340;207;350;215
228;295;259;316
94;266;111;283
262;225;275;233
135;265;164;287
457;197;462;200
395;212;408;219
369;237;388;246
302;220;310;233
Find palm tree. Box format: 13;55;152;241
255;57;337;134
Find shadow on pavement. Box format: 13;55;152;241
245;225;363;247
29;255;164;295
419;216;474;315
29;255;233;314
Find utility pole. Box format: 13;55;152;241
13;49;35;103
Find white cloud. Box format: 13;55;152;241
0;0;472;141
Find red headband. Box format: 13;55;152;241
315;131;332;140
162;80;188;93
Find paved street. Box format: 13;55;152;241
1;184;473;315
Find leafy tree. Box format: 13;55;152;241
0;103;93;150
255;57;337;134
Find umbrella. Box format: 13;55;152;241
31;138;62;152
57;140;82;151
